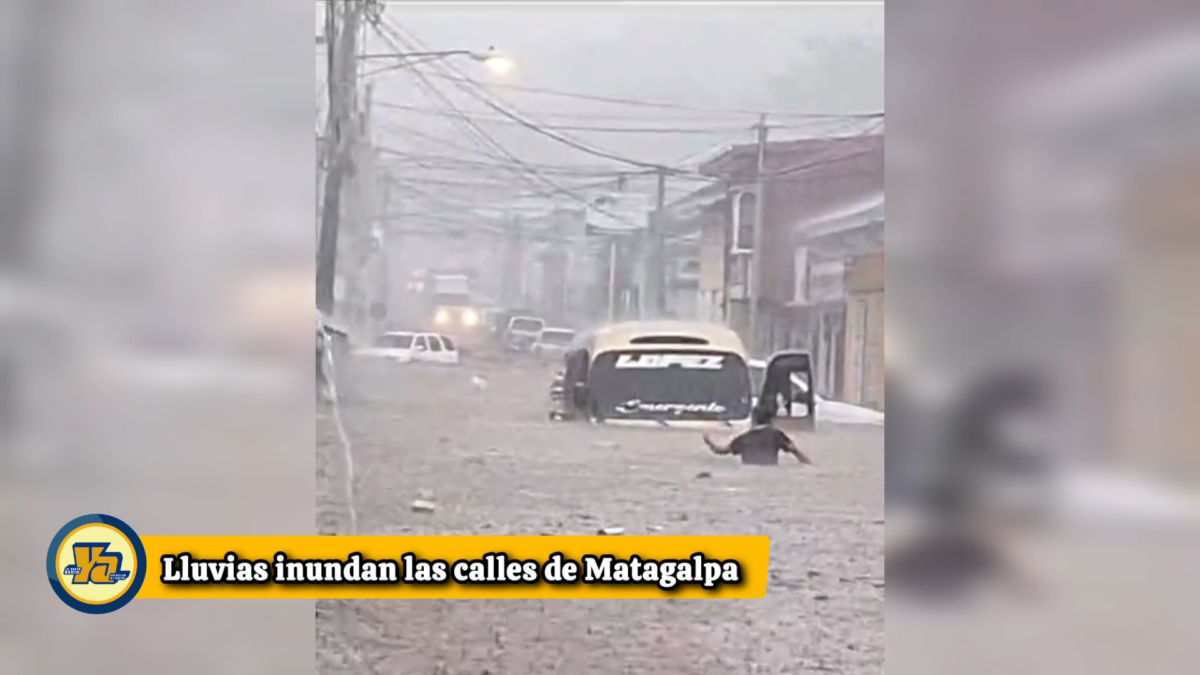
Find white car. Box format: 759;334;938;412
531;327;576;358
504;315;545;351
356;331;460;365
748;359;884;425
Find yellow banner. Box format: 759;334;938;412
137;535;770;599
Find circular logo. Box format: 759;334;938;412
46;515;146;614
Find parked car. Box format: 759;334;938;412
488;308;535;338
531;327;577;359
355;331;460;365
503;315;545;352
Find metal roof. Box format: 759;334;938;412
579;320;747;355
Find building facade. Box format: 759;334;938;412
842;251;885;410
792;193;884;399
694;133;884;357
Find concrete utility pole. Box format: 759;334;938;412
502;215;523;306
606;237;618;322
650;167;669;316
316;0;363;315
747;114;769;356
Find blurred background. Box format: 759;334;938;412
0;0;316;672
887;1;1200;674
3;0;1200;673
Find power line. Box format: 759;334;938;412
376;146;650;178
383;20;689;173
373;101;774;134
368;18;884;236
760;119;885;180
372;24;586;199
369;17;651;229
373;61;883;120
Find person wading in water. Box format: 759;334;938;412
702;406;811;466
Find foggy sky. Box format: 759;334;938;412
318;3;884;213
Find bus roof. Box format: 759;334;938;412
579;320;747;355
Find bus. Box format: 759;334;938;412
549;321;812;429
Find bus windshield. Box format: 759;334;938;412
588;350;752;422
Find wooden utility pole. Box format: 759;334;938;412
316;0;363;315
747;114;769;355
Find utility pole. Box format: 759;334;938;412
372;170;393;328
747;113;769;356
316;0;363;315
606;237;618;322
651;167;668;316
502;215;523;306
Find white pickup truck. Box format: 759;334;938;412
355;331;460;365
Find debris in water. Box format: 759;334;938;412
411;500;437;513
597;527;625;536
695;471;712;479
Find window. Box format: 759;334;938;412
731;190;757;253
793;247;809;304
630;335;708;345
540;330;575;345
440;335;456;351
413;335;428;351
588;350;752;422
380;334;413;349
427;336;443;352
511;317;544;333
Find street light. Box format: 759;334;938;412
360;47;512;75
479;48;513;75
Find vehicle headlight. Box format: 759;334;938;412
461;309;479;326
435;309;450;324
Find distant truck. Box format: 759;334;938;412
431;273;470;304
410;270;486;351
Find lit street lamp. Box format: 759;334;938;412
360;47;513;75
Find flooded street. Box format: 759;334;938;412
317;354;885;674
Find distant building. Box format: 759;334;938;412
669;132;884;365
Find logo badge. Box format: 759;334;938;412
47;515;146;614
615;399;728;415
613;353;726;370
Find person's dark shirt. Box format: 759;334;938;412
729;426;799;465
